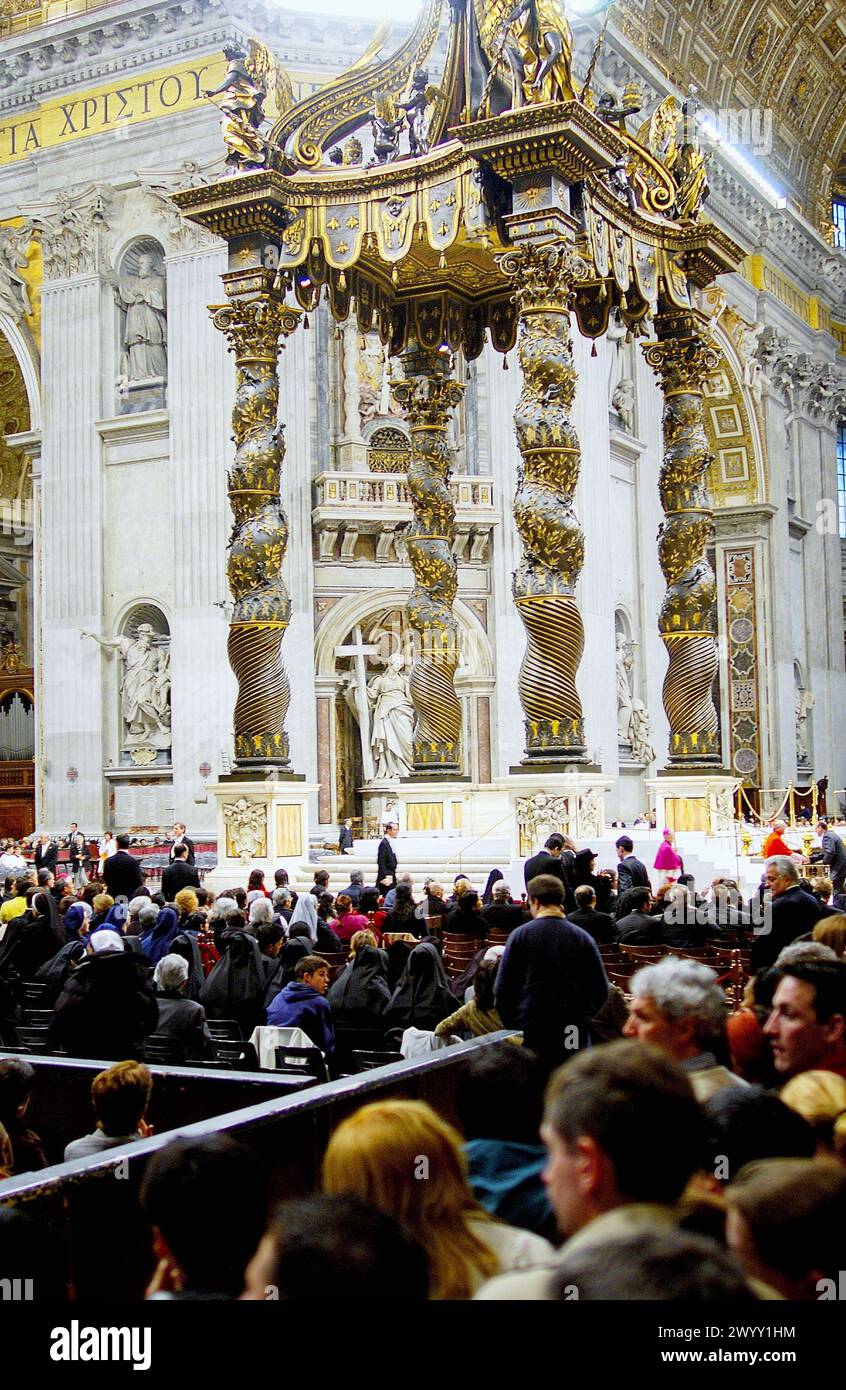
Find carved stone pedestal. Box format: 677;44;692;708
500;771;614;858
644;774;739;836
203;774;318;894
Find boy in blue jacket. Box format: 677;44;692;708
266;955;334;1057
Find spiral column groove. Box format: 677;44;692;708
499;241;591;762
643;312;722;767
210;295;301;767
393;345;465;772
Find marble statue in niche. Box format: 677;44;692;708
82;621;171;762
111;244;167;413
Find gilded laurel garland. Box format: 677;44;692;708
500;242;589;761
392;346;465;771
210;296;301;766
643;319;722;765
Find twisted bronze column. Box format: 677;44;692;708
643;312;722;766
499;242;589;762
210;295;301;767
393;346;465;773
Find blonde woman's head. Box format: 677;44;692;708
780;1070;846;1160
349;929;377;955
321;1099;499;1298
813;915;846;959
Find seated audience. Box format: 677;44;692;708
140;906;181;965
763;959;846;1080
481;881;528;936
341;868;365;908
0;876;26;926
244;1194;429;1301
382;881;421;936
199;929;267;1037
383;940;456;1038
141;1136;268;1299
64;1060;153;1160
0;1058;46;1173
456;1042;557;1242
659;883;708;949
321;1099;554;1298
247;896;274;932
566;884;614;945
615;887;661;944
326;942;390;1028
358;886;387;935
255;921;284;980
434;959;504;1041
50;930;158;1060
725;1158;846;1300
266;954;334;1056
416;879;447;922
623;957;746;1101
151;953;213;1060
813;914;846;958
550;1228;755;1301
444;889;486;937
330;893;369;944
702;1084;816;1185
0;889;65;976
750;857;823;972
726;968;781;1087
475;1041;708;1299
780;1070;846;1161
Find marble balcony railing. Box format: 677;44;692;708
312;470;498;564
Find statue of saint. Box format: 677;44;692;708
500;0;576;108
204;44;268;170
82;623;171;750
616;631;635;743
612;378;636;434
112;252;167;383
367;652;414;780
629;699;655;765
795;685;814;765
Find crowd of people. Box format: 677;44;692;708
0;816;845;1300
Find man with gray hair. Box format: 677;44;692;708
623;957;746;1101
342;867;365;908
248;897;274;930
750;856;823;973
382;871;413;913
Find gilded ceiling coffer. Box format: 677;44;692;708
210;282;301;768
643;311;722;767
393;344;466;773
499;240;591;763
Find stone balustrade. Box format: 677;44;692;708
312;471;498;564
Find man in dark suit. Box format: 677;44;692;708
750;856;823;972
34;834;59;874
169;822;196;865
615;888;661;944
481;881;529;935
567;884;615;945
161;843;201;902
524;834;576;911
102;833;144;900
615;836;650;900
377;822;398;892
817;819;846;894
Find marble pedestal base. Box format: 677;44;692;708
645;773;739;836
203;775;319;894
498;771;615;858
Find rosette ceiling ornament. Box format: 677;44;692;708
174;0;744;774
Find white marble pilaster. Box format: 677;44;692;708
166;244;235;835
40;274;106;832
280;317;318;821
481;341;523;775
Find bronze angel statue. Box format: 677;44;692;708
204;41;292;170
474;0;576;110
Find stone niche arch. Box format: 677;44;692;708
314;588;494;826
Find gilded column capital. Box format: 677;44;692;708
210;297;302;359
497;240;592;316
